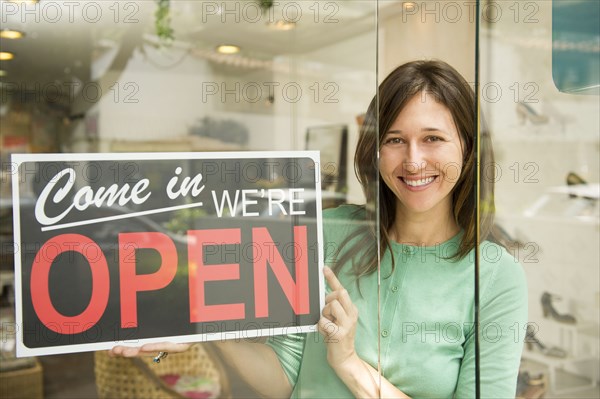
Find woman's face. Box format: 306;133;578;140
379;92;464;219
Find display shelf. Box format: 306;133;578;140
495;132;600;144
497;209;599;227
520;356;600;398
522;320;600;395
521;213;598;226
521;351;599;396
507;190;599;226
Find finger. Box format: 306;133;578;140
321;302;341;325
325;290;340;304
324;266;344;292
108;346;127;357
140;342;191;354
336;289;356;317
325;288;355;316
322;299;349;326
110;345;143;358
317;316;338;339
329;299;350;326
110;342;192;358
321;303;334;321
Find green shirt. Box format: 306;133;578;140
267;205;528;398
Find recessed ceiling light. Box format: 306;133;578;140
403;2;417;12
216;45;240;55
0;30;25;40
267;20;296;31
0;52;15;61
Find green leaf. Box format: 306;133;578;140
155;0;174;44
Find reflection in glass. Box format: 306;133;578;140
482;0;600;396
1;1;379;398
552;0;600;94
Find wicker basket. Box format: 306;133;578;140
0;360;43;399
94;344;230;399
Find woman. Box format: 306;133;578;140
111;60;527;398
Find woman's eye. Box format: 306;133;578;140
426;136;443;142
385;137;403;144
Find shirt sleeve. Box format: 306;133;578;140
263;206;358;389
265;333;306;388
454;248;529;398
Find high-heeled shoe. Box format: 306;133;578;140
516;371;547;399
541;292;576;324
516;102;549;125
566;172;595;200
525;325;568;358
567;172;587;186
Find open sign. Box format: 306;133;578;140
11;152;324;357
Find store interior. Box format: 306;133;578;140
1;0;598;398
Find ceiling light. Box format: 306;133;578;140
0;30;25;40
0;52;15;61
216;45;240;55
267;20;296;31
403;2;417;12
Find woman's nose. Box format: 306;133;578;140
403;143;426;173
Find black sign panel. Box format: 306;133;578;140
11;152;324;356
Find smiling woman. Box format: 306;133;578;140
263;59;527;398
354;60;487;273
379;93;464;239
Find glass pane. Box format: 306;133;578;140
481;0;600;397
378;2;481;397
1;0;379;398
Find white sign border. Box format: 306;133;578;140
11;151;324;357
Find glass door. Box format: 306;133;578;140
481;0;599;397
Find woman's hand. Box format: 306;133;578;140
317;267;411;398
109;342;193;358
317;266;359;372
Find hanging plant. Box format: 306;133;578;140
258;0;274;13
155;0;174;44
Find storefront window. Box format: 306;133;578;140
1;0;597;398
2;1;379;397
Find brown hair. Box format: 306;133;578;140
335;60;496;278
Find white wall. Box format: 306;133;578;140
380;2;475;81
92;29;379;203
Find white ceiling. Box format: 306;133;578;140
0;0;403;95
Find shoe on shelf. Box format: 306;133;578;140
525;325;568;358
541;292;577;324
516;102;549;125
566;172;597;200
516;371;547;399
566;172;587;186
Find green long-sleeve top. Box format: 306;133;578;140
267;205;528;398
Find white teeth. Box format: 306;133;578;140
404;176;435;187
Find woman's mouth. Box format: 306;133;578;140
400;176;437;189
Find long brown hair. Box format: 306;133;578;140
335;60;496;278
